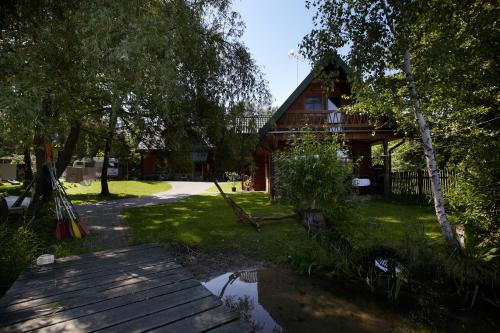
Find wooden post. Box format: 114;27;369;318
140;153;144;179
417;169;423;197
383;140;390;195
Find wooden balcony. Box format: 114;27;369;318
275;110;372;132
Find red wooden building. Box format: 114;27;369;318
251;59;402;193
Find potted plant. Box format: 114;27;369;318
273;133;353;231
243;176;253;191
225;171;239;192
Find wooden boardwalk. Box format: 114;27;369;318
0;244;252;332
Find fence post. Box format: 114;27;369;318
417;169;423;197
383;140;391;195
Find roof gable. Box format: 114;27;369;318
258;54;350;139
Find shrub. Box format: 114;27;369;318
273;133;353;219
0;223;41;295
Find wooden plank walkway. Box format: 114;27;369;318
0;244;252;333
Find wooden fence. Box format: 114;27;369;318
391;169;457;204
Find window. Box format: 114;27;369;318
328;96;343;132
304;96;323;111
328;96;341;110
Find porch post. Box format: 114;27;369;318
383;140;391;195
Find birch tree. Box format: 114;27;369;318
301;0;461;246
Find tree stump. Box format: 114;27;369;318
301;209;326;232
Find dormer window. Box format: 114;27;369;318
304;96;323;111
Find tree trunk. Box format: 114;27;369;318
100;138;111;195
101;107;118;195
28;132;47;216
56;121;81;178
23;146;33;187
403;49;457;247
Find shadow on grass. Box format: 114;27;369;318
122;192;319;263
68;193;139;205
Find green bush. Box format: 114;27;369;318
273;133;354;219
0;223;41;295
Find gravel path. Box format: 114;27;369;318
75;181;213;250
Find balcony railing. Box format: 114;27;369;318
276;111;372;131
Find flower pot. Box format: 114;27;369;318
232;186;237;192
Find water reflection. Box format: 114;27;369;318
203;270;283;333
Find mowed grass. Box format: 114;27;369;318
339;197;447;249
64;180;172;204
0;183;24;196
123;192;323;262
123;193;446;263
205;181;242;193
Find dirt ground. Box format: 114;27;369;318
166;242;266;281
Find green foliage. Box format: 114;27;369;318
0;223;40;295
447;166;500;250
165;152;193;175
0;0;270;193
302;0;499;247
273;133;353;218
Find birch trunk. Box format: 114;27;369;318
403;49;457;247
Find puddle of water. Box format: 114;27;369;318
202;265;500;333
203;268;429;333
203;271;283;333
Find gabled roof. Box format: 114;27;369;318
258;54;350;139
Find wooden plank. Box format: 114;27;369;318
21;244;163;276
45;243;162;264
206;319;254;333
150;305;239;333
0;244;252;333
27;287;214;332
1;263;185;310
1;273;194;327
9;254;175;292
98;297;223;333
2;279;201;332
2;268;190;313
20;244;167;277
19;246;168;279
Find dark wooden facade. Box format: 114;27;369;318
253;67;401;193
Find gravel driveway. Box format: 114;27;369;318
75;181;213;250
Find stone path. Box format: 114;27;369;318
76;181;212;250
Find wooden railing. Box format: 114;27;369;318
276;111;372;131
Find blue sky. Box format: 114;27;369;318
232;0;315;107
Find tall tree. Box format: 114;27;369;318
1;0;269;209
300;0;498;247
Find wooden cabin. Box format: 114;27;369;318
252;59;401;193
136;143;214;180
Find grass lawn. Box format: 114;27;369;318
123;192;323;263
0;183;24;196
339;197;449;249
64;180;172;204
205;181;242;193
123;193;447;264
